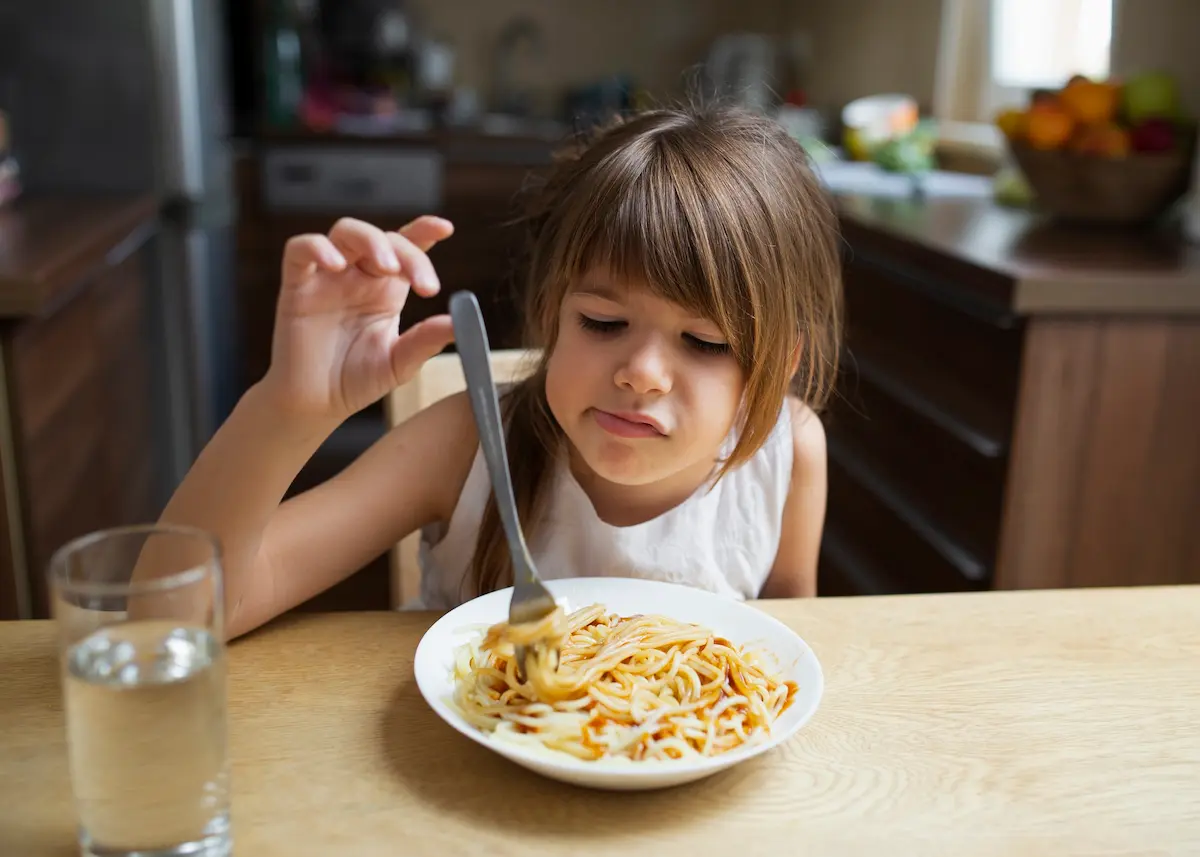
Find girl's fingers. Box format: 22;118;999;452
386;231;441;297
390;315;455;386
328;217;401;277
282;234;347;280
396;215;455;252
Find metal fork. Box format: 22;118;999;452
448;291;558;679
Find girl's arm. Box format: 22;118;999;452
153;215;473;638
157;384;478;640
256;391;478;635
761;399;828;598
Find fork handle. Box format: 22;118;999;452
448;291;535;582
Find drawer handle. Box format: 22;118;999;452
828;438;990;582
852;352;1006;458
819;527;902;595
105;221;158;269
850;247;1019;329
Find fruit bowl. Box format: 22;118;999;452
996;72;1198;225
1006;131;1196;225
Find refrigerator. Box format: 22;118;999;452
0;0;241;494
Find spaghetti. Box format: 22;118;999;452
450;603;798;762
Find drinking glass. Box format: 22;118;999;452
48;524;231;857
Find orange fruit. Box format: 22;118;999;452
1070;122;1131;158
995;108;1028;141
1060;78;1120;124
1101;126;1132;157
1026;106;1076;150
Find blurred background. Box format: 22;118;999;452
0;0;1197;620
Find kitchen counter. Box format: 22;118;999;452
0;194;159;317
2;586;1198;856
819;188;1200;599
0;192;163;619
836;192;1200;315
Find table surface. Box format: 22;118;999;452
3;586;1199;857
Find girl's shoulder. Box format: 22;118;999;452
745;395;821;472
785;395;826;477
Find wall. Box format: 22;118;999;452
783;0;943;114
1111;0;1200;115
789;0;1200;117
407;0;787;111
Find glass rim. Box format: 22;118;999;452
47;523;223;597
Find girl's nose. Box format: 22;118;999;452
614;338;672;395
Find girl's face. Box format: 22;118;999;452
544;269;747;488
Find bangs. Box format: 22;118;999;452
548;134;753;354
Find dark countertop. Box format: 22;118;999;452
836;193;1200;316
0;193;159;318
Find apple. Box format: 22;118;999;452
1129;117;1177;153
1122;71;1181;124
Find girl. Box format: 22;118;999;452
157;104;843;639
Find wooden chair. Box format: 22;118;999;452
382;348;540;608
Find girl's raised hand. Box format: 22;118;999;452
265;215;456;422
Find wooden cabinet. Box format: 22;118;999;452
822;248;1023;595
821;198;1200;595
0;194;163;619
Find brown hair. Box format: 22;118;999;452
463;102;843;600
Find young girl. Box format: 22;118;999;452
158;104;843;639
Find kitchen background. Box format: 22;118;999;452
0;0;1197;619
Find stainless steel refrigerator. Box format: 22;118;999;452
0;0;241;495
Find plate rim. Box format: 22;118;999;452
412;577;825;778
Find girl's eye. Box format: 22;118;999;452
684;333;731;356
577;314;625;334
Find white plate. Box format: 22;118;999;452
413;577;824;790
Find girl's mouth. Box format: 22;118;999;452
591;409;667;439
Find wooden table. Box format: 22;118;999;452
3;587;1199;856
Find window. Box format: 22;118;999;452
988;0;1115;109
992;0;1113;88
933;0;1117;124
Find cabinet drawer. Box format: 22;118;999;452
5;252;156;615
818;525;909;596
843;254;1024;430
827;374;1009;568
12;257;143;448
820;247;1027;595
824;450;989;594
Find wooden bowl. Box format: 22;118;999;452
1007;133;1196;225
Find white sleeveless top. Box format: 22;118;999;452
416;402;794;610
